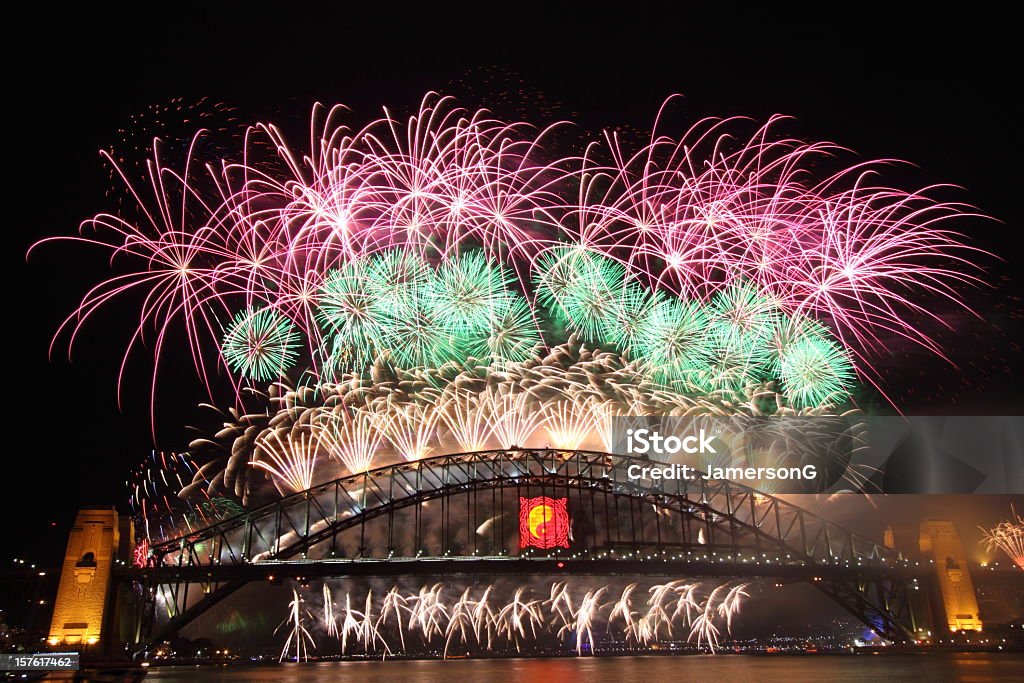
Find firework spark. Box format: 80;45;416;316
980;508;1024;569
308;579;751;656
32;93;986;421
275;589;315;662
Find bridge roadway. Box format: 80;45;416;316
116;555;930;584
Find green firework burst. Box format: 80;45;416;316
221;307;302;381
634;297;711;389
387;298;463;369
534;246;589;316
778;336;856;409
708;282;780;342
466;293;542;363
365;249;430;315
600;283;662;353
316;261;395;367
698;318;773;393
698;282;780;390
535;248;626;342
767;314;833;372
427;250;513;332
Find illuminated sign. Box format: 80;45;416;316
519;496;569;549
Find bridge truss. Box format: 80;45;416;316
122;449;929;649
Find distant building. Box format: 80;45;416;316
974;568;1024;626
919;519;983;632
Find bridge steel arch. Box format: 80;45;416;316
127;449;928;649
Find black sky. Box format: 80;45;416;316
8;4;1023;565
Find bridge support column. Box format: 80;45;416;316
919;519;983;633
47;508;129;653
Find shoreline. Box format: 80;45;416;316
128;646;1024;668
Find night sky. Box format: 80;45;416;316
8;5;1023;568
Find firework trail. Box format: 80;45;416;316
335;590;390;656
689;584;726;653
32;92;987;427
322;583;339;639
572;587;607;654
494;588;545;652
275;589;315;662
407;583;448;642
444;586;496;657
177;338;862;505
608;583;639;643
250;427;324;494
127;451;236;543
376;585;412;651
305;579;750;657
980;506;1024;569
718;583;750;631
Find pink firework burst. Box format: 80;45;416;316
232;93;571;288
30;93;989;422
566;97;988;369
31;135;251;429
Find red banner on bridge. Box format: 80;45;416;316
519;496;569;549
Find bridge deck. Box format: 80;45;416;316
118;556;930;583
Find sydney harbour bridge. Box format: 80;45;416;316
106;448;931;652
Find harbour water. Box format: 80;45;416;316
143;653;1024;683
